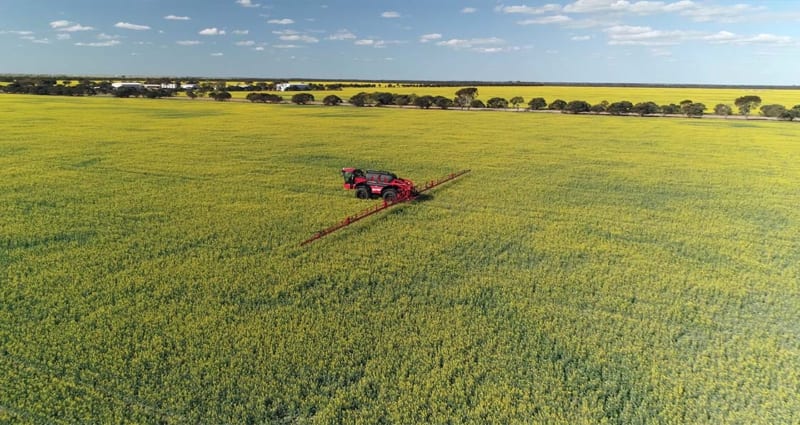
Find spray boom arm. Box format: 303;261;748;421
300;169;470;246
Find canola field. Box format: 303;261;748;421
232;84;800;109
1;94;799;424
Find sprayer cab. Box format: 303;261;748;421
341;167;417;202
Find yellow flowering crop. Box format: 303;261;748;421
1;94;798;423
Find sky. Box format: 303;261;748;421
1;0;799;85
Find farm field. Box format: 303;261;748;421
1;94;799;424
228;84;800;109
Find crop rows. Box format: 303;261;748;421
1;95;798;423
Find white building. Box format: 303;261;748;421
111;82;144;89
276;82;310;91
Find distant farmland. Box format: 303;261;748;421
1;94;798;423
228;83;800;109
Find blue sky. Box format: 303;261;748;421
1;0;798;84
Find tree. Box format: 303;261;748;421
455;87;478;110
393;94;412;106
486;97;508;109
434;96;454;109
186;90;197;100
590;103;606;113
510;96;525;110
564;100;591;114
590;101;609;113
685;103;705;118
679;99;693;115
372;92;394;106
349;92;371;107
470;99;485;109
258;93;282;103
714;103;732;118
607;101;633;115
144;89;172;99
291;93;315;105
548;99;567;111
414;95;434;109
734;95;762;118
323;95;342;106
779;105;800;121
210;91;232;101
528;97;547;110
660;104;680;115
114;86;144;98
631;101;659;116
760;104;786;118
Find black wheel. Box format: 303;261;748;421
355;186;370;199
382;188;398;202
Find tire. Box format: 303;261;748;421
382;188;398;202
355;186;370;199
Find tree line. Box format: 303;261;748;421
3;78;798;121
246;89;797;121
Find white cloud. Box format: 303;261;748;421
21;35;50;44
740;34;793;44
97;33;121;40
268;18;294;25
328;29;356;40
236;40;256;46
75;40;120;47
704;31;793;45
679;3;763;22
461;7;477;13
518;15;572;24
199;27;225;35
61;24;94;32
211;52;224;56
419;33;442;43
501;4;562;14
475;46;522;53
56;33;71;40
177;40;201;45
232;29;249;35
601;25;795;48
0;30;34;35
274;44;301;48
561;0;760;23
605;25;700;45
164;15;190;21
381;11;401;18
50;20;93;32
571;35;592;40
563;0;696;14
255;46;265;51
49;20;70;28
436;37;504;50
279;34;318;43
236;0;260;7
353;39;394;48
703;30;736;42
115;22;150;31
272;29;298;36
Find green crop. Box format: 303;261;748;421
1;94;798;424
